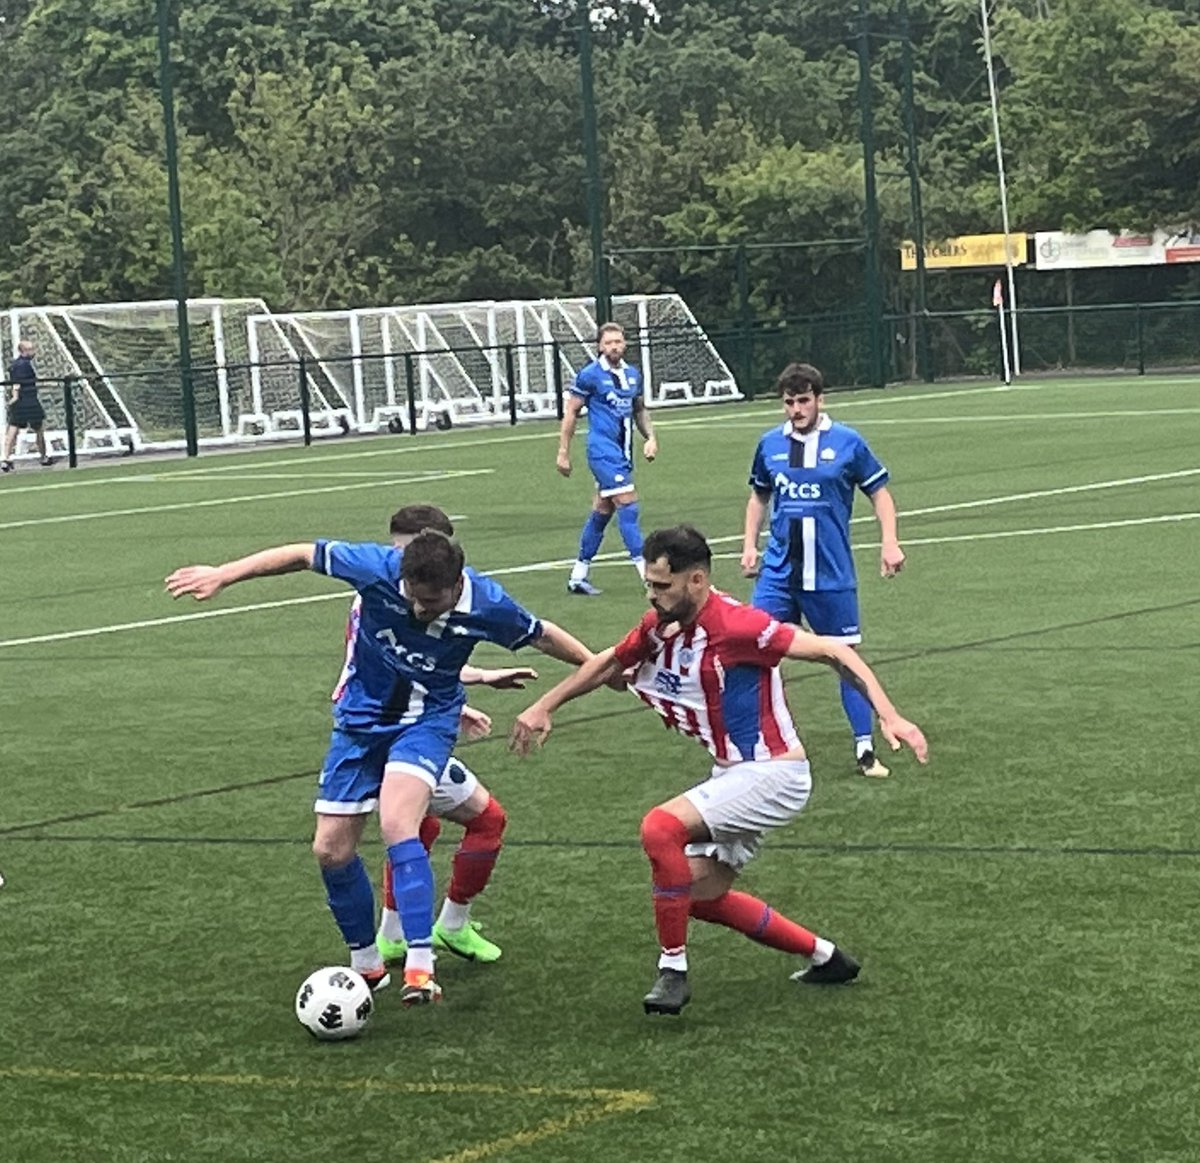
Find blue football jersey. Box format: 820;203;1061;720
748;415;889;592
312;540;543;729
570;357;643;462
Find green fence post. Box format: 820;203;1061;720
297;355;312;446
505;346;518;426
552;340;565;421
736;243;754;397
405;353;418;435
1136;305;1145;375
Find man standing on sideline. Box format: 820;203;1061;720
2;340;55;472
510;525;927;1015
167;529;593;1007
557;322;657;595
741;362;905;777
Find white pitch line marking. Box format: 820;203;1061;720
0;469;492;531
8;375;1190;497
1;508;1195;652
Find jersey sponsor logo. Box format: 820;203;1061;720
374;628;438;672
773;472;821;499
653;669;682;696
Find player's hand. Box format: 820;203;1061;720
881;542;906;578
643;436;658;462
509;706;552;756
556;451;572;477
740;547;760;578
879;713;928;764
459;705;493;741
165;565;226;601
477;667;539;690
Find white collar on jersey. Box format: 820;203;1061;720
398;571;474;635
597;356;630;372
783;412;832;440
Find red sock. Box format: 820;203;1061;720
690;890;817;957
640;807;693;955
382;816;442;909
448;797;506;905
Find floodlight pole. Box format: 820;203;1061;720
579;11;612;324
980;0;1021;376
156;0;198;456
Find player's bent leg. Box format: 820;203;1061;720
434;785;506;962
640;799;707;1015
376;815;442;962
380;766;442;1005
312;814;390;991
613;492;645;579
568;496;614;594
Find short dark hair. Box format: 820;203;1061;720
400;529;465;590
597;321;624;343
775;362;825;397
643;525;712;574
389;504;454;538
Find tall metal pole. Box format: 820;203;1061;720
900;0;932;381
980;0;1021;375
579;11;612;324
156;0;198;456
857;0;885;387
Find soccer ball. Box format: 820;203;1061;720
294;966;375;1041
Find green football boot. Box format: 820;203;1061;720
375;932;409;964
432;919;502;963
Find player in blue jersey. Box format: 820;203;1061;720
166;530;592;1006
557;321;658;595
741;362;906;778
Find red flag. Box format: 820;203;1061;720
992;278;1004;307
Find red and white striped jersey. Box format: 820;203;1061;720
613;589;801;762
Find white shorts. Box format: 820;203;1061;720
320;755;480;816
683;758;812;872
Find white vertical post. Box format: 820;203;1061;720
993;279;1012;385
381;314;396;407
486;305;502;413
348;311;366;428
515;303;529;403
211;303;232;438
636;296;653;396
981;0;1020;375
247;317;264;417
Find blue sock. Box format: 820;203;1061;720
578;509;612;561
616;502;644;560
840;678;874;742
386;838;436;947
320;855;376;950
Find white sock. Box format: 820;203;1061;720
658;949;688;972
810;938;835;965
378;907;404;942
437;898;472;933
632;556;646;580
855;736;874;759
569;560;589;584
405;946;435;975
351;944;384;972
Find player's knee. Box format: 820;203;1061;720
640;806;689;856
466;796;507;844
312;832;356;869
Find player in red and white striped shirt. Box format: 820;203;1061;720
510;524;927;1015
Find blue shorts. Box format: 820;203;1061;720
751;574;862;644
588;453;635;497
315;717;458;815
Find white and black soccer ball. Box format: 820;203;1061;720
294;966;374;1041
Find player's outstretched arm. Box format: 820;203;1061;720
869;486;905;578
530;620;594;667
165;543;316;602
784;629;928;763
556;395;585;477
741;490;769;576
508;647;625;756
460;664;539;689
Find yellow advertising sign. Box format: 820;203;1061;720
900;233;1027;270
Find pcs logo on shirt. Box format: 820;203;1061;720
654;670;682;696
